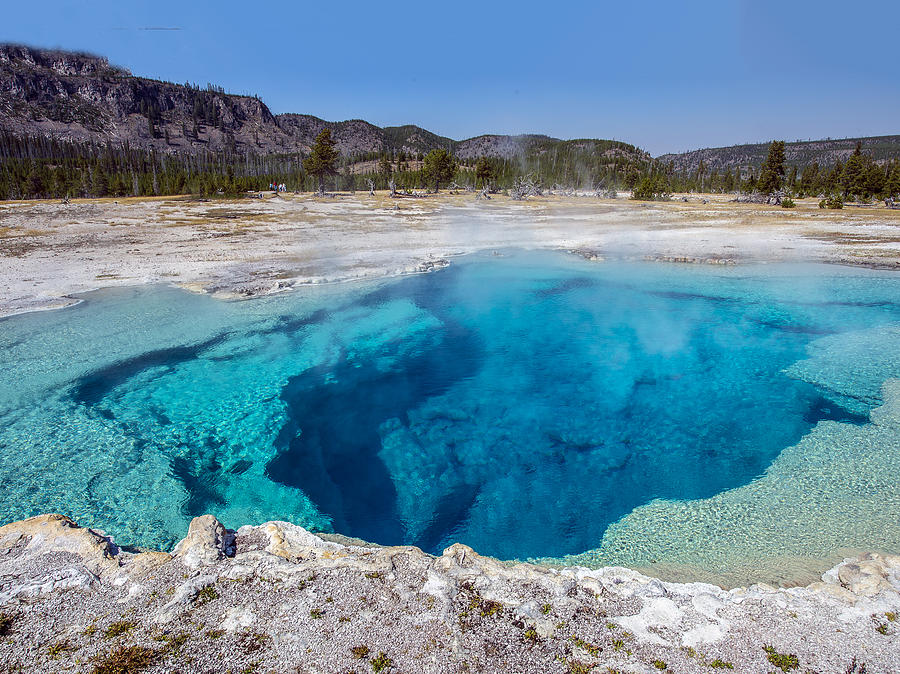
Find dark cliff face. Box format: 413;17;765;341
0;44;459;157
0;45;461;157
0;44;300;153
0;45;129;78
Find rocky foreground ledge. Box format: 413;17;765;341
0;515;898;673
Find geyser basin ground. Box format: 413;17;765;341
1;250;899;586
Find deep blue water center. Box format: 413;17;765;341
1;250;898;563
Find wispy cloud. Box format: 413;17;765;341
112;26;182;31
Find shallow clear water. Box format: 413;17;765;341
1;250;899;578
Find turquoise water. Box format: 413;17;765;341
1;250;899;576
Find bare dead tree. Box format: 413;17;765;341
389;178;397;198
509;174;543;200
366;178;375;196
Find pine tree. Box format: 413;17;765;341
303;129;339;194
722;169;735;192
800;162;820;196
865;161;885;197
475;157;496;188
786;165;797;192
757;141;786;195
886;162;900;198
378;154;392;185
422;149;457;192
823;160;843;194
840;142;866;199
91;167;109;197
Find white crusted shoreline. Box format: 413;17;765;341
0;513;898;673
2;191;900;319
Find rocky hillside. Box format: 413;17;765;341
456;134;647;162
0;45;459;158
0;45;288;152
0;44;648;164
658;135;900;175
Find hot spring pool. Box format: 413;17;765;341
1;250;899;584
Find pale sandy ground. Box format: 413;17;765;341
1;190;899;317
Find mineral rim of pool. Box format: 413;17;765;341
1;249;898;587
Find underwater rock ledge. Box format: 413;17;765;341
1;514;898;672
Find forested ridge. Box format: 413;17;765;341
1;44;898;201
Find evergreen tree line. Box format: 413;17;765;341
3;130;898;201
0;130;653;199
656;141;900;200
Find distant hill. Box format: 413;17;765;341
657;136;900;176
0;44;647;166
455;134;646;163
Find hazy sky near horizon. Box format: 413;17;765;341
3;0;897;155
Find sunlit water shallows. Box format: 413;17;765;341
2;250;900;584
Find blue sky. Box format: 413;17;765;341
3;0;897;155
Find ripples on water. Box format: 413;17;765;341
1;250;898;582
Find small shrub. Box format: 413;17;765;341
570;636;601;657
652;661;667;670
166;632;190;650
541;603;553;615
819;196;843;209
239;631;269;653
196;584;219;604
92;645;157;674
763;645;799;671
875;623;888;635
365;571;383;579
479;600;503;617
47;640;73;658
370;651;392;672
885;611;897;622
781;197;796;208
351;645;370;659
206;629;225;639
104;621;137;639
631;175;671;201
523;628;538;642
709;659;734;669
310;608;325;619
567;660;595;674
